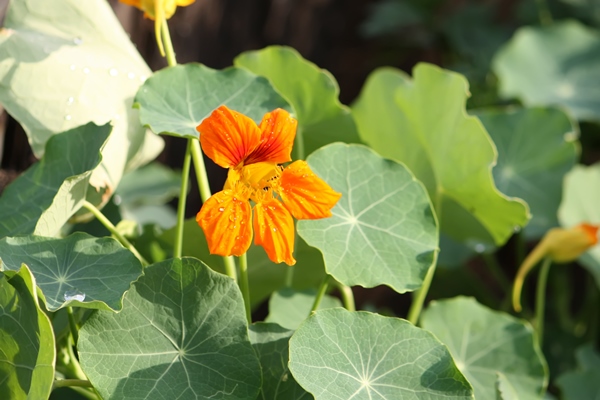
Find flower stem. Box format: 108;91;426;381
238;253;251;323
160;11;177;67
81;201;148;266
190;140;212;203
535;257;552;346
66;306;79;345
334;281;355;312
535;0;554;25
53;379;93;389
310;274;331;314
407;262;437;325
174;140;192;258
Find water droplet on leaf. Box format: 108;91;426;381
67;97;74;105
108;68;118;77
127;72;136;79
64;289;85;302
64;115;72;121
83;67;90;74
73;37;83;45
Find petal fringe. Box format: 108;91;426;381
253;198;296;265
196;190;252;257
279;160;341;219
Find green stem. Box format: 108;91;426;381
223;256;238;282
190;140;212;203
310;275;331;314
174;140;192;258
284;266;295;287
82;201;148;266
52;379;93;389
407;262;437;325
535;257;552;346
482;252;511;293
335;281;355;312
238;253;251;323
160;12;177;67
535;0;553;25
66;307;79;345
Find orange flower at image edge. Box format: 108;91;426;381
195;106;341;265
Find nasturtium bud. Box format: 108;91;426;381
119;0;195;20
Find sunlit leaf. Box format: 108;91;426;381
266;288;342;330
288;308;474;400
0;0;163;196
78;257;261;400
0;122;110;238
476;107;579;238
297;143;438;293
134;63;290;139
249;323;311;400
0;232;143;312
493;20;600;121
352;63;529;246
235;46;361;156
0;265;55;400
421;297;548;400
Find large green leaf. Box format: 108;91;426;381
0;232;143;312
0;122;110;238
0;0;163;195
558;163;600;288
134;63;290;139
297;143;438;293
556;344;600;399
476;107;579;238
493;20;600;121
288;308;474;400
0;265;55;400
235;46;361;156
115;162;181;207
159;218;325;306
249;323;312;400
352;63;530;246
421;297;548;400
78;257;261;400
266;288;342;330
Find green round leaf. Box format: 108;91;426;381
235;46;361;156
421;297;548;400
493;21;600;121
78;257;261;400
134;63;290;139
116;162;181;207
476;107;579;239
288;308;474;400
556;344;600;400
0;0;163;193
0;232;143;312
352;63;529;246
558;163;600;288
0;122;111;238
266;288;342;330
297;143;438;293
0;265;55;400
249;323;312;400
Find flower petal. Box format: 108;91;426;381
196;189;252;257
278;160;341;219
253;198;296;265
245;109;297;165
197;105;261;168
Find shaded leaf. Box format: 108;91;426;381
116;162;181;207
288;308;474;400
352;63;529;246
78;257;261;400
0;232;143;312
556;344;600;400
297;143;438;293
0;122;110;238
0;265;55;400
421;297;548;400
134;63;290;139
266;288;342;330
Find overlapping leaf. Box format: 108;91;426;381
352;63;529;246
0;122;110;238
0;232;143;311
297;143;438;293
0;265;55;400
266;288;342;330
134;63;290;138
235;46;361;156
288;308;474;400
78;257;261;400
421;297;548;400
493;20;600;121
0;0;163;195
556;344;600;400
476;107;579;238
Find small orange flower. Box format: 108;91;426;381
196;106;341;265
119;0;194;20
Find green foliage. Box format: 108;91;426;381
266;288;342;330
556;344;600;399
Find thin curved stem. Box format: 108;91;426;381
81;201;148;266
173;140;192;258
66;306;79;345
310;275;331;314
160;11;176;67
190;140;212;203
535;257;552;346
407;262;436;325
336;281;355;312
53;379;93;389
238;253;251;323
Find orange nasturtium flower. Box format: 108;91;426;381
195;106;341;265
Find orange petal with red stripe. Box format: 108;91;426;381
245;109;297;165
196;190;252;257
197;105;261;168
253;198;296;265
279;160;341;220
